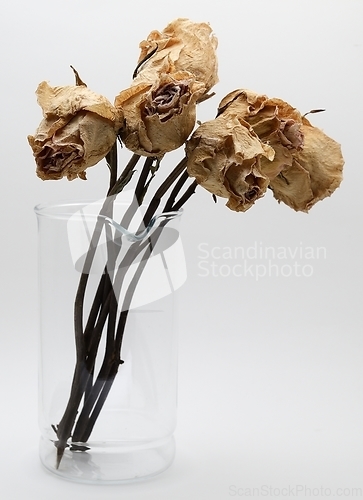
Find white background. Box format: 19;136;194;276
1;0;362;498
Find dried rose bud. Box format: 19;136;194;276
218;89;344;211
115;71;205;157
217;90;304;180
185;113;274;212
269;122;344;212
28;81;121;181
136;18;218;95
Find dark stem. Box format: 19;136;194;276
71;149;190;438
70;162;187;442
132;44;158;79
74;227;165;442
55;153;143;465
55;196;115;466
73;242;153;442
106;141;118;195
81;156;156;353
163;170;190;212
108;153;140;196
54;153;191;466
171;179;198;211
118;156;156;232
142;156;187;227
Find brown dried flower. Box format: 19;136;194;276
114;18;218;157
115;71;205;157
28;81;121;181
217;90;304;180
186;112;274;212
269;122;344;211
136;18;218;95
218;89;344;211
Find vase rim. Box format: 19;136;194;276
34;198;183;243
34;198;183;219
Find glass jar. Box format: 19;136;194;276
34;197;185;483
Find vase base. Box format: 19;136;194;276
39;435;176;484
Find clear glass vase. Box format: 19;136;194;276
34;197;185;484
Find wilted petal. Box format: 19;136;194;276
137;18;218;94
217;89;304;179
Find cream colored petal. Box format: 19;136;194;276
36;81;121;130
78;114;117;166
259;138;294;179
266;97;303;123
295;124;344;207
225;161;270;212
137;18;218;93
217;89;268;118
269;160;314;212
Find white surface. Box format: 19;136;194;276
1;0;363;498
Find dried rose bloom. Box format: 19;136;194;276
115;71;205;157
114;18;218;157
217;90;304;180
28;81;121;181
186;112;275;212
218;89;344;211
136;18;218;95
269;123;344;211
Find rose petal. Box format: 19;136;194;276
137;18;218;94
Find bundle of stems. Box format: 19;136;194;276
53;144;197;468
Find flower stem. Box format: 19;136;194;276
142;156;187;227
54;152;190;467
171;179;198;211
106;141;118;195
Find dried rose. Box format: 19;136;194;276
269;122;344;211
186;112;275;212
218;89;344;211
28;81;121;181
115;71;205;157
136;18;218;95
217;89;304;180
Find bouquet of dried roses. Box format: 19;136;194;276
28;18;344;481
